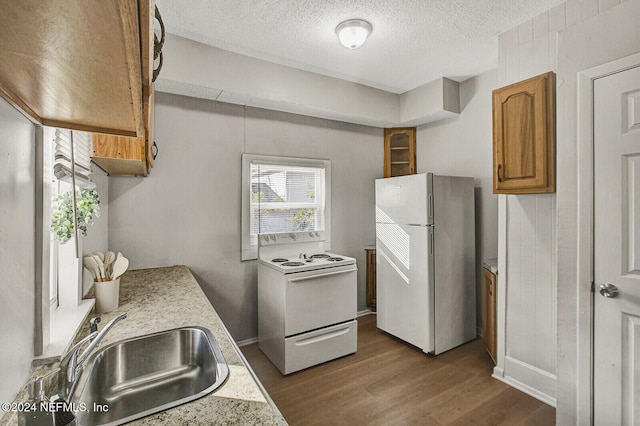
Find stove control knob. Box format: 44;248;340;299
262;235;269;243
309;232;315;238
315;232;320;237
289;233;297;241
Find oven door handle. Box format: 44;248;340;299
294;325;351;346
287;266;357;283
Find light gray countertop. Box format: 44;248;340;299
105;266;286;425
3;266;287;426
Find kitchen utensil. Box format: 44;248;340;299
111;256;129;280
94;254;106;281
103;251;116;278
93;251;105;262
82;255;100;281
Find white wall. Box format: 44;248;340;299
0;100;111;406
494;0;640;418
493;0;564;407
157;34;461;128
494;4;561;404
416;70;499;326
0;98;36;404
108;93;382;341
81;166;109;295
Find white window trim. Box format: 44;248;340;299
241;154;331;260
36;127;96;359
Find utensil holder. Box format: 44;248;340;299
94;278;120;314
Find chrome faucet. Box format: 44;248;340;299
57;312;127;400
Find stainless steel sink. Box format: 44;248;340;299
70;326;229;425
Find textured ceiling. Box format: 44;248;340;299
155;0;564;94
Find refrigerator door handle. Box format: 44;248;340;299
429;230;434;255
428;193;433;223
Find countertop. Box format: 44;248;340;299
3;266;287;425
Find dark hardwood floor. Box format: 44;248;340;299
241;314;555;426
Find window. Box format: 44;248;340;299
241;154;331;260
44;127;94;310
36;126;97;357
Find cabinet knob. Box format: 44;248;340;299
497;164;503;182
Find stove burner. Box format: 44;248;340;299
282;261;305;267
271;258;289;263
310;254;330;259
327;257;344;262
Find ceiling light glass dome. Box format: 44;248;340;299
335;19;372;50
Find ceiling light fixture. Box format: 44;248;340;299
335;19;372;50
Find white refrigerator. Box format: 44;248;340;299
375;173;476;355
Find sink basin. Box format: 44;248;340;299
70;326;229;425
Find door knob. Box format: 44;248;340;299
599;283;619;298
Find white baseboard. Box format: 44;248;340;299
236;336;259;347
492;356;557;407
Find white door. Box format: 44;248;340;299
376;223;434;352
594;65;640;424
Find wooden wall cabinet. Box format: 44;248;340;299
92;134;148;177
384;128;416;178
0;0;155;139
492;72;555;194
92;82;156;176
481;267;497;364
365;248;376;310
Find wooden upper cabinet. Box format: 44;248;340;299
92;133;147;177
0;0;154;138
492;72;556;194
384;127;416;178
91;1;157;176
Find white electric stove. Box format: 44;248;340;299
257;231;358;375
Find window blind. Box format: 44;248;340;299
250;162;326;235
53;129;95;189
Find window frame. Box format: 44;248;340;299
35;126;96;357
241;154;331;260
